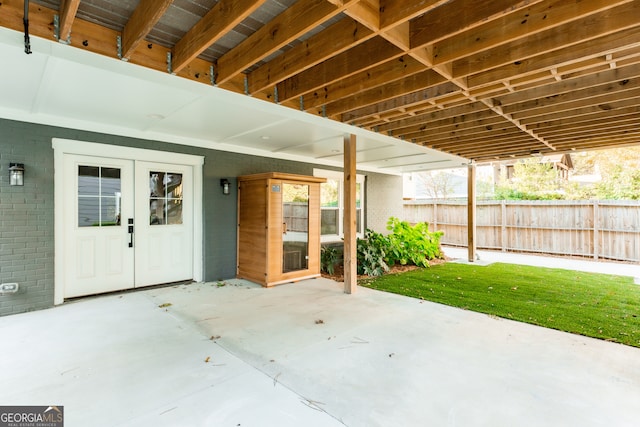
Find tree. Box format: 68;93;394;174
573;147;640;200
415;170;458;199
494;158;563;200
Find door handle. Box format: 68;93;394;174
128;218;134;248
282;222;287;234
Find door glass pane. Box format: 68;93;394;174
149;172;183;225
78;166;99;196
167;200;183;225
282;183;309;273
78;166;121;227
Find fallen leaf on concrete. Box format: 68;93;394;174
210;335;221;340
315;319;324;324
204;356;210;363
158;303;172;308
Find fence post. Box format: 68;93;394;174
501;200;507;252
433;201;438;231
593;201;599;261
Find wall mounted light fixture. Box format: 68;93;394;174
9;163;24;186
220;178;230;195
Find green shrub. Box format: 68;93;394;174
320;246;341;275
385;217;443;268
356;229;390;277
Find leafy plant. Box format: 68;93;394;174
385;217;443;268
320;246;341;275
356;229;390;277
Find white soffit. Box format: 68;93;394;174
0;27;468;174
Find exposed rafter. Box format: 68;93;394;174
121;0;174;60
0;0;637;161
58;0;80;42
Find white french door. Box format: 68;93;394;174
134;161;193;287
62;155;194;298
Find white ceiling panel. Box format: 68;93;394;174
0;26;467;174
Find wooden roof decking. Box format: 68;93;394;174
2;0;639;162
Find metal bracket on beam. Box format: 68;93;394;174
322;105;327;118
116;35;122;60
274;86;279;104
209;65;216;86
166;52;173;75
53;15;59;41
244;76;249;95
53;15;70;44
299;96;305;111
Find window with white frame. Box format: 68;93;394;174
314;169;365;242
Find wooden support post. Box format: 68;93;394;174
593;201;599;260
467;163;477;262
501;200;507;252
432;202;438;231
344;134;357;294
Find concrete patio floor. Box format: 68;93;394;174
1;262;640;426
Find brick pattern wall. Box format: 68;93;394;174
365;174;404;233
0;120;55;316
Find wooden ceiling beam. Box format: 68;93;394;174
58;0;81;42
392;110;503;138
552;136;640;151
433;0;631;66
216;0;360;85
277;37;404;102
540;123;640;142
172;0;266;75
400;116;508;141
427;129;525;147
341;82;461;122
530;109;640;133
433;136;544;152
121;0;174;60
323;69;447;116
376;102;491;132
456;2;640;81
469;28;640;89
509;85;640;119
492;62;640;107
247;19;374;94
302;55;425;111
379;0;451;29
519;97;640;126
411;0;540;48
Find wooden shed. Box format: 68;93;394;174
237;172;326;287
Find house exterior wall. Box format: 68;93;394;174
0;118;401;316
365;173;404;233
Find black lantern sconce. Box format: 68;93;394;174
9;163;24;186
220;178;230;195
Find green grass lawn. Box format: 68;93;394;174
361;262;640;348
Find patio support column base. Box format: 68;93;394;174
344;134;357;294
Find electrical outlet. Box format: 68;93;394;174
0;283;19;294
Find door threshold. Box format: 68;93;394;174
64;280;196;304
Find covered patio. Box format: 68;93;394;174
2;269;639;426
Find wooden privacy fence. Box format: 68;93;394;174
403;200;640;263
